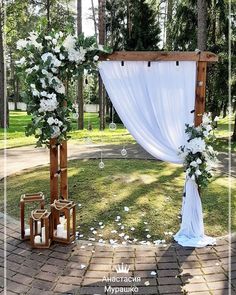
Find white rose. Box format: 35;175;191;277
190;161;198;167
59;53;65;60
54;46;60;53
196;158;202;164
40;91;48;97
195;169;202;176
52;39;57;45
93;55;99;61
47;117;55;125
32;90;40;97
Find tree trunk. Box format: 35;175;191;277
77;0;84;130
98;0;106;130
91;0;98;42
232;113;236;142
46;0;50;30
0;0;7;128
166;0;173;50
197;0;207;50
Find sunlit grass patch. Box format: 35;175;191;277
1;159;234;243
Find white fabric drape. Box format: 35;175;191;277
99;61;215;248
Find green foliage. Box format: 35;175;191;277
106;0;161;50
16;29;108;146
171;0;236;119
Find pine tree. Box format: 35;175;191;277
125;0;161;50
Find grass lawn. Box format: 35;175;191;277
0;111;235;152
0;111;134;149
1;159;235;244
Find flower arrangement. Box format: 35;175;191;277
179;114;218;188
16;30;109;146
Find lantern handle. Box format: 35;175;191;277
52;199;73;211
31;209;48;221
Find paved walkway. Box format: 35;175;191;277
0;143;234;178
0;214;235;295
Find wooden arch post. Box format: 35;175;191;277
50;139;68;203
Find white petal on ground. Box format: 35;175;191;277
144;281;150;286
124;207;129;212
151;271;157;276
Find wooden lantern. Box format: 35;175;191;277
20;192;45;240
29;209;51;248
51;199;76;244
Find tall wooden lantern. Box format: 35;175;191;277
29;209;51;249
20;192;45;240
51;199;76;244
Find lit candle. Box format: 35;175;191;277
34;235;41;244
41;227;46;244
25;228;30;236
37;221;41;234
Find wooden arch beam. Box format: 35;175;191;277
99;51;218;62
99;51;218;126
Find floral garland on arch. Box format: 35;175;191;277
16;30;109;147
179;113;219;188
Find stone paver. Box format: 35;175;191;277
0;215;235;294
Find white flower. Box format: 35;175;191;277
16;57;26;65
124;206;129;212
190;161;198;167
17;39;28;50
40;78;47;89
41;52;54;63
206;125;212;132
202;113;211;125
51;68;58;73
63;35;76;50
93;55;99;61
45;36;52;40
203;131;209;137
32;89;40;97
214;116;219;122
54;46;60;53
52;38;57;45
59;53;65;60
146;234;151;239
51;77;65;94
40;91;48;97
39;96;58;113
195;169;202;176
51;125;61;138
196;158;202;164
28;32;42;50
187;137;206;154
47;117;55;125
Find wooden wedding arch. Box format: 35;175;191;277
49;51;218;206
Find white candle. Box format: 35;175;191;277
37;221;41;234
34;235;41;244
62;230;67;239
57;224;64;237
59;216;65;224
25;228;30;236
41;227;46;244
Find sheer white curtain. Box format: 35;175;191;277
99;61;215;247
